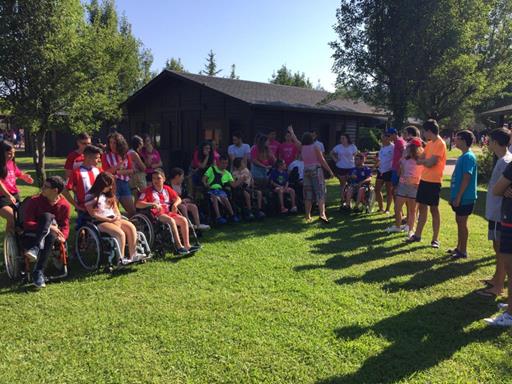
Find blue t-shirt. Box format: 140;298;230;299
349;166;372;184
270;169;289;186
450;150;478;205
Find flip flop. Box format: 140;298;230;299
475;288;500;298
480;279;495;288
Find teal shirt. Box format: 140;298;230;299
450;150;477;205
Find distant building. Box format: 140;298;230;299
121;70;388;170
481;104;512;127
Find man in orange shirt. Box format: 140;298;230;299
406;119;446;248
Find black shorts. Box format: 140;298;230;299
377;171;392;182
499;223;512;254
335;167;353;177
451;203;474;217
0;193;20;209
416;180;441;206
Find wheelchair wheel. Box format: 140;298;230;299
75;225;101;271
131;213;154;248
3;232;22;280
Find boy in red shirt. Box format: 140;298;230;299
23;176;71;288
136;169;200;255
64;133;92;179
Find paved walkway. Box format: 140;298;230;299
444;158;456;176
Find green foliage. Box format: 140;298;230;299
201;49;222;76
477;146;495;183
331;0;512;128
165;57;186;72
229;64;239;80
270;65;312;88
357;127;381;151
0;0;152;183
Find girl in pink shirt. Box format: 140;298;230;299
141;134;163;183
0;141;33;232
386;138;424;236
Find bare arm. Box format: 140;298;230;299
62;189;82;211
417;155;439;168
453;173;471;206
316;147;334;177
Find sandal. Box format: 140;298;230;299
475;288;501;298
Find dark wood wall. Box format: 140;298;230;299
124;76;383;172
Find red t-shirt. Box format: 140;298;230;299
64;150;84;171
250;145;275;167
23;194;71;240
138;185;179;218
278;142;299;166
392;137;406;171
66;166;102;210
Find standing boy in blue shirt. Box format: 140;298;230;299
449;130;478;260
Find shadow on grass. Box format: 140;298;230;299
318;292;504;384
440;186;487;220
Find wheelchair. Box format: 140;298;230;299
130;208;200;258
343;183;376;213
74;214;151;273
3;199;68;283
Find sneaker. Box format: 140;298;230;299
385;225;402;233
498;303;509;311
256;211;266;219
231;215;241;223
216;217;227;225
24;246;39;263
246;212;255;221
120;257;133;265
32;270;46;289
176;247;190;256
431;240;440;249
280;208;289;214
450;250;468;261
484;311;512;327
400;224;409;232
405;234;421;243
197;224;211;231
446;248;459;255
290;206;298;213
188;245;201;253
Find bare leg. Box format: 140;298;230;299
98;222;126;258
431;205;441;242
384;181;393;212
414;203;428;238
406;198;417;235
255;190;263;210
118;220;138;258
375;179;384;211
220;196;234;216
339;176;347;204
305;199;312;220
158;215;184;248
394;196;406;227
0;206;15;233
276;188;285;211
174;215;191;249
318;199;327;220
210;196;221;218
455;214;469;254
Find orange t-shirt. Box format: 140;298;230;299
421;137;446;183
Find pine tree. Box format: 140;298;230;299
229;64;239;79
201;49;222;76
165;57;186;72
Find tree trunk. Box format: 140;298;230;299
391;103;407;130
31;129;47;187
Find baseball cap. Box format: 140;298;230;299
385;128;398;135
409;138;422;147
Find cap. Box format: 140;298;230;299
385;128;398;135
409;138;422;147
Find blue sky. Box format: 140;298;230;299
115;0;339;91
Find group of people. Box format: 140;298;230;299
2;120;512;327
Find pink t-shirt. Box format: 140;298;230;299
302;145;320;168
392;137;406;171
268;140;280;158
400;158;423;185
140;148;162;174
1;160;22;195
278;142;299;166
250;145;275;167
192;148;220;169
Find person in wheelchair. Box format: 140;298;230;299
202;155;240;225
22;176;71;288
168;167;211;231
269;159;298;214
343;153;372;212
84;172;142;264
137;169;200;255
231;157;265;220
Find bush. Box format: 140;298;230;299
357;127;381;151
477;146;495;184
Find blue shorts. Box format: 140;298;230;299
116;179;132;198
391;170;400;186
208;189;228;198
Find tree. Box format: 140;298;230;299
331;0;512;128
270;65;312;88
0;0;149;184
229;64;239;80
201;49;222;76
165;57;186;72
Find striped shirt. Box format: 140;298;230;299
139;185;178;217
66;166;101;210
102;152;132;182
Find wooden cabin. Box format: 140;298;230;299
121;70;388;171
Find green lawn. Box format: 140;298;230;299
447;144;483;159
0;157;511;383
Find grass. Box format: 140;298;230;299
1;156;511;383
447;144;483;159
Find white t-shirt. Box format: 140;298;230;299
378;144;395;173
85;193;116;218
486;151;512;221
288;160;304;180
228;143;251;159
332;144;358;169
314;140;325;153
